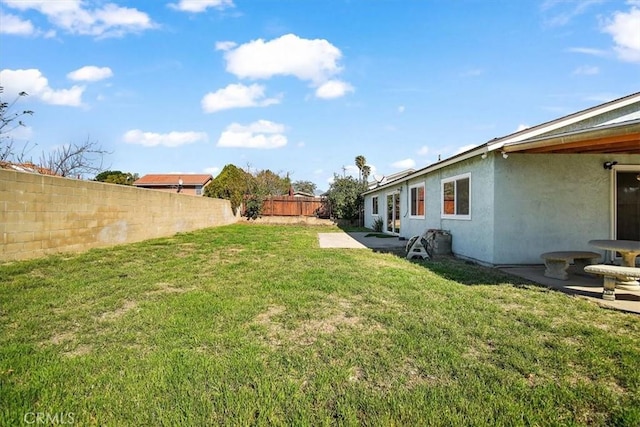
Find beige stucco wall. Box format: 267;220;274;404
0;169;238;262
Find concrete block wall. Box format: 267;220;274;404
0;169;238;262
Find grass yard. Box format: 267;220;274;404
1;223;639;426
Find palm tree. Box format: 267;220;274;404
355;155;366;182
362;165;371;184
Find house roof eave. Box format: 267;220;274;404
487;92;640;152
362;145;487;195
502;120;640;154
363;92;640;197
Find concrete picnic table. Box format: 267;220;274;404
589;239;640;288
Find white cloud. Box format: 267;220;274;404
417;146;429;156
218;33;353;99
201;83;280;113
4;124;33;142
41;87;85;106
169;0;234;12
541;0;604;27
0;68;84;106
454;144;479;155
344;164;359;176
0;12;34;35
602;4;640;63
67;66;113;82
572;65;599;75
216;120;287;149
516;124;530;132
315;80;354;99
398;105;405;114
223;34;342;83
391;158;416;169
215;41;237;51
203;166;220;176
123;129;208;147
2;0;155;38
339;163;378;180
567;47;609;56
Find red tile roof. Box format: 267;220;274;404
0;161;59;176
133;174;212;186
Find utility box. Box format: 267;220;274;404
431;230;452;255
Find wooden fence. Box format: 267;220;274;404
260;196;328;217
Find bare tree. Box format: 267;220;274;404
0;87;34;162
39;138;110;178
2;86;110;177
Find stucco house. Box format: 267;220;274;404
133;174;212;196
363;92;640;266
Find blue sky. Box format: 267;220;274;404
1;0;639;191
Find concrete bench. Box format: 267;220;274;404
584;264;640;301
541;251;601;280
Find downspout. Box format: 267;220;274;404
403;180;409;218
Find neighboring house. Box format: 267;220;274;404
291;191;316;198
0;161;58;176
363;92;640;266
133;174;212;196
287;185;316;198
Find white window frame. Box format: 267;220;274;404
372;196;379;216
441;172;471;220
409;183;425;219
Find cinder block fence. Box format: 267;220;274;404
0;169;238;262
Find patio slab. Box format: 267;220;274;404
318;232;407;250
318;233;367;249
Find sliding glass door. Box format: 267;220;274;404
615;170;640;241
386;192;400;234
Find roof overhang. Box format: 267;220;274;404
363;95;640;196
501;120;640;154
362;145;486;195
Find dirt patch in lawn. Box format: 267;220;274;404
46;328;93;357
49;329;78;345
98;300;137;321
252;296;384;349
145;282;193;296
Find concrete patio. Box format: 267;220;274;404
318;232;409;250
501;265;640;314
318;231;640;314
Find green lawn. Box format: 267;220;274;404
1;223;639;426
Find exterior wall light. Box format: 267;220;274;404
502;151;508;159
603;161;618;170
